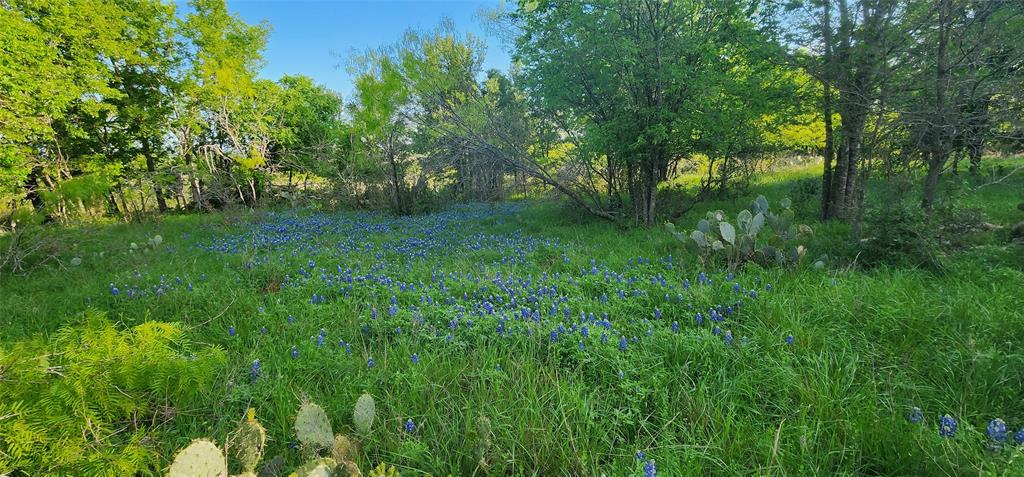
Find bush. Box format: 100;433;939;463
858;201;944;269
0;311;225;475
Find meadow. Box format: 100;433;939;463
2;160;1023;476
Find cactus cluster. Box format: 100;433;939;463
168;395;390;477
667;195;824;269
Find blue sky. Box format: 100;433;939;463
177;0;513;99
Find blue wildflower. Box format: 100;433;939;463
939;414;957;438
672;321;679;333
411;353;420;364
635;450;644;461
367;357;375;368
250;359;261;381
618;370;625;380
907;407;923;424
619;336;628;351
1015;428;1024;445
723;331;733;346
987;418;1007;442
644;460;656;477
785;335;795;346
405;418;416;433
291;347;299;359
260;326;268;334
228;326;236;337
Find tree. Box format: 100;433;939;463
512;0;790;224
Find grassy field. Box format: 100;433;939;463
2;159;1023;476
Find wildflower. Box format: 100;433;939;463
723;331;733;346
578;341;585;351
228;326;236;337
250;359;261;381
695;313;704;326
785;335;795;346
732;282;741;293
619;336;628;351
405;418;416;433
653;308;661;320
367;357;375;368
907;407;923;424
110;284;120;296
550;330;558;343
260;326;268;334
1015;428;1024;445
672;321;679;333
765;284;773;291
291;347;299;359
288;315;295;324
635;450;644;461
618;370;625;380
987;418;1007;443
938;415;957;438
411;353;420;364
644;460;656;477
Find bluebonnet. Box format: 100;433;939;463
228;326;236;337
260;326;268;334
907;407;923;424
653;308;661;320
939;415;957;438
644;460;656;477
723;331;733;346
250;359;261;381
411;353;420;364
110;284;120;296
619;336;628;351
601;332;609;344
695;313;704;326
288;315;295;324
987;418;1007;442
635;450;644;461
291;347;299;359
618;370;625;380
550;330;558;343
732;282;741;293
672;321;679;333
765;284;773;291
786;335;795;346
1015;428;1024;445
367;357;375;368
578;341;585;350
405;418;416;433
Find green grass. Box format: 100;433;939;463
1;161;1023;476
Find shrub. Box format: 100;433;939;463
666;195;823;270
0;311;225;475
858;200;944;269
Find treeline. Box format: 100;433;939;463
1;0;1022;227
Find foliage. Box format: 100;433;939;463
0;310;225;475
667;195;820;269
859;199;945;269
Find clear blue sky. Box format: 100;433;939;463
176;0;512;99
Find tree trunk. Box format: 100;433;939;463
143;137;167;213
820;0;836;220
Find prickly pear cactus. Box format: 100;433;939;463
168;438;227;477
228;408;267;472
291;457;337;477
352;393;375;434
331;434;354;463
295;402;334;450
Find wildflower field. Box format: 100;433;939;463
2;163;1023;476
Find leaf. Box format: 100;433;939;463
697;219;711;235
719;222;736;245
737;209;752;232
780;197;792;209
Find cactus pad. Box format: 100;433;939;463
168;438;227;477
331;434;355;463
295;402;334;450
352;393;375;434
228;409;267;472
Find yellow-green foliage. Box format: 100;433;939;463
368;463;400;477
0;310;225;475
